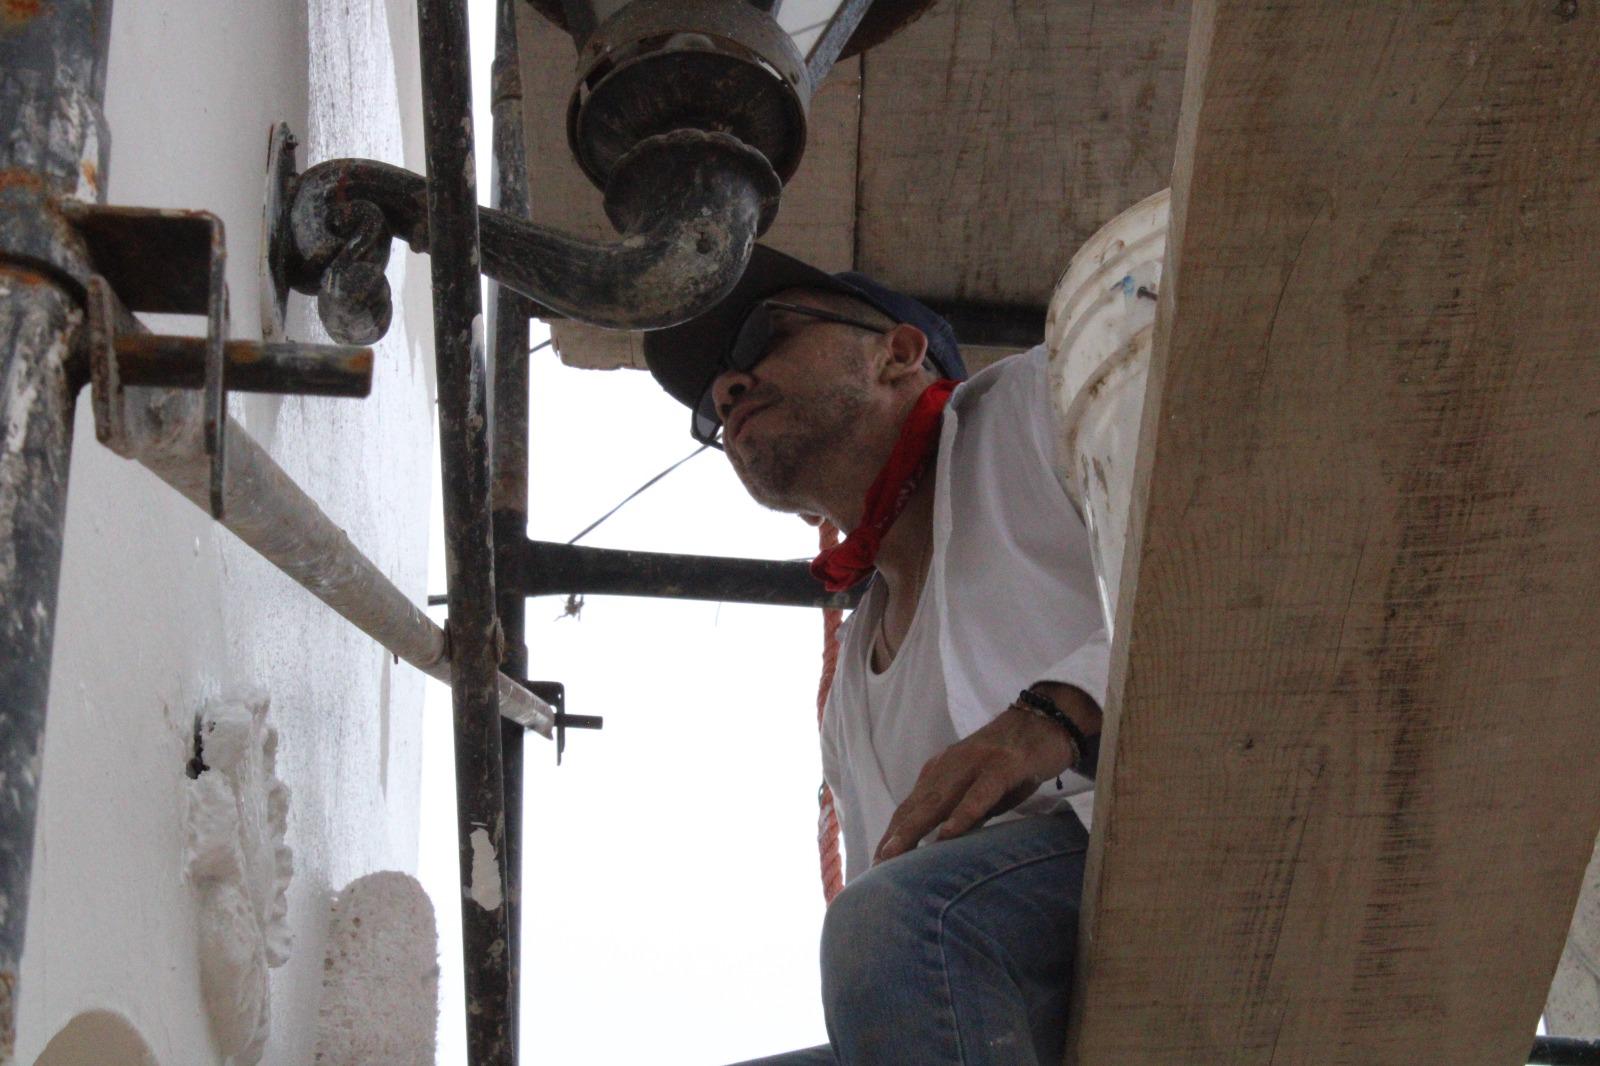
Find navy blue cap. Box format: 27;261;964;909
830;270;967;381
643;245;967;427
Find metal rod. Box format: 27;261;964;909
508;539;860;609
1531;1037;1600;1065
112;335;374;397
0;1;113;1056
489;0;535;1052
920;299;1046;351
95;355;554;736
805;0;875;84
416;0;514;1061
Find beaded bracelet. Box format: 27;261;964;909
1015;687;1101;784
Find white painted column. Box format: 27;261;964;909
17;1;436;1061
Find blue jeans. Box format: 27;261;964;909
728;808;1088;1066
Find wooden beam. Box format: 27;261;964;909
1068;4;1600;1065
857;0;1189;307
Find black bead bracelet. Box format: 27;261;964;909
1015;687;1101;783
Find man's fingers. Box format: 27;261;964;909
936;770;1011;841
874;789;949;864
873;711;1077;863
875;764;973;863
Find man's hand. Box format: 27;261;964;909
873;683;1100;864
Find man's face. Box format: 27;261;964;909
711;292;880;513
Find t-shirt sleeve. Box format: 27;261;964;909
1035;628;1111;711
1017;344;1111;710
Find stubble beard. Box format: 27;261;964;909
728;379;871;514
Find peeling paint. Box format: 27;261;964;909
72;119;100;201
466;827;503;911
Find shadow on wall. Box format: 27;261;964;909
36;1010;159;1066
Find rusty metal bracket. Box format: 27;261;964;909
85;277;375;459
84;276;128;450
517;681;602;766
260;123;299;342
66;202;231;515
72;199;377;517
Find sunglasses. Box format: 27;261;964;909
693;300;894;446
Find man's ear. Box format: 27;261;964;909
878;323;930;384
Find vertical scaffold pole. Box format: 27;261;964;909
0;1;112;1058
488;0;536;1053
416;0;513;1061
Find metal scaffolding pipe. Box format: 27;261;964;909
488;0;536;1051
99;383;553;736
0;273;79;1064
416;0;514;1061
0;1;113;1056
508;538;859;609
1531;1037;1600;1065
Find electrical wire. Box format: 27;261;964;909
565;444;710;545
425;336;649;607
553;442;710;621
424;443;712;608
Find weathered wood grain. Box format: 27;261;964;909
1068;4;1600;1065
857;0;1190;307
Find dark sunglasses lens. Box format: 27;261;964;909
729;303;775;372
691;303;774;444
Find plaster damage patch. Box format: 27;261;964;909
466;827;503;911
185;693;293;1064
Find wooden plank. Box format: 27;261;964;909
763;56;861;274
857;0;1190;307
1068;4;1600;1065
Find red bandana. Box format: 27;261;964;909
810;379;959;592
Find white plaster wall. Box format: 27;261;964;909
17;0;438;1062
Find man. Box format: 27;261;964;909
645;246;1109;1066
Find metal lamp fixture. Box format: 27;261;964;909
535;0;936;196
268;0;940;348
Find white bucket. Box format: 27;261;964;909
1047;188;1170;635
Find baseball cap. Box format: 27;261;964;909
643;245;967;442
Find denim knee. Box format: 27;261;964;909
818;865;924;1009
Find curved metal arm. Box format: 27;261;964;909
279;129;780;344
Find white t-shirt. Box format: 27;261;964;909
821;345;1109;882
863;569;956;807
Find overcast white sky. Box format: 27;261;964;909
415;10;837;1062
419;336;833;1066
